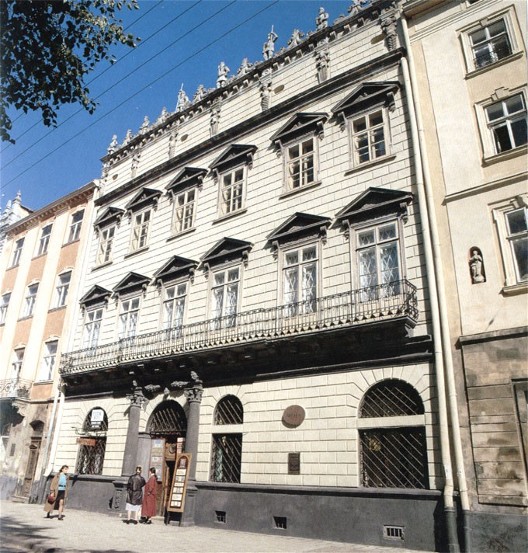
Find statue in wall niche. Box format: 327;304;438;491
288;29;304;48
316;49;330;82
131;151;140;178
216;61;230;88
176;85;189;112
263;27;278;60
237;57;252;76
168;131;178;158
210;106;220;136
469;248;486;283
107;134;118;154
316;7;329;30
380;12;399;51
259;79;272;111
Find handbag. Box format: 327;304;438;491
47;493;55;504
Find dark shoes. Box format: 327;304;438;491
58;515;64;521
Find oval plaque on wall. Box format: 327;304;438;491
282;405;305;427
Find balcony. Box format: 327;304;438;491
60;280;419;376
0;379;32;399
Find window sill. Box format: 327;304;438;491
34;379;53;385
124;246;149;259
482;144;527;166
62;239;80;248
32;253;48;260
213;208;248;224
7;264;19;270
48;306;67;314
345;154;396;176
465;51;524;79
501;282;528;296
279;180;321;200
18;315;33;322
167;228;196;242
92;261;113;272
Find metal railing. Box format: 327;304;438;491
0;378;32;399
60;279;418;375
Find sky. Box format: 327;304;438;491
0;0;353;212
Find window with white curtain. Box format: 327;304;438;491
0;293;11;324
96;225;116;265
172;189;196;234
163;283;187;329
11;238;24;267
38;341;58;381
219;168;245;216
54;272;71;308
23;283;39;317
130;209;151;251
210;267;239;328
83;308;103;348
283;245;317;316
67;210;84;243
119;297;140;339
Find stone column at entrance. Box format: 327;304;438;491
180;372;203;527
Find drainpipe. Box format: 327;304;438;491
399;11;471;552
44;387;65;477
36;384;60;501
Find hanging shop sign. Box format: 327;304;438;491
282;405;305;427
167;453;191;513
77;437;97;446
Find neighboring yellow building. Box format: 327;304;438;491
0;182;96;501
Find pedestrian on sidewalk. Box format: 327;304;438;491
140;467;157;524
44;465;69;521
125;465;145;524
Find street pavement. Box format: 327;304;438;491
0;500;432;553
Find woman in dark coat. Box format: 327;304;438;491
125;466;145;524
140;467;157;523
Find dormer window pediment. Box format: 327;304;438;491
270;112;328;149
335;187;413;227
79;285;112;308
209;144;257;176
153;256;198;285
267;212;331;251
166;167;207;195
125;187;162;213
201;237;253;273
112;272;150;298
93;207;124;229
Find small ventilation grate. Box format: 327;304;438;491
384;525;405;540
215;510;226;523
274;516;287;530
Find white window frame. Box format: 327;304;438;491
280;242;320;316
118;296;141;339
96;224;116;266
129;209;151;252
23;283;39;317
37;224;53;256
460;9;519;74
283;135;319;192
162;282;187;330
172;189;196;235
37;340;58;382
209;265;241;329
54;271;72;308
0;292;11;324
218;166;246;217
349;107;391;168
11;348;24;379
83;308;103;349
67;210;84;243
11;238;24;267
492;196;528;291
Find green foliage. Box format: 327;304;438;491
0;0;139;143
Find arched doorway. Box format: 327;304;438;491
147;400;187;515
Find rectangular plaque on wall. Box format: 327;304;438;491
288;452;301;475
167;453;191;513
149;438;165;482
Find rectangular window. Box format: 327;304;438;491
287;138;315;190
83;308;103;348
0;293;10;324
54;272;71;308
172;190;196;234
211;268;239;328
12;349;24;378
119;297;140;339
357;222;400;299
220;168;244;216
469;18;512;69
505;207;528;283
210;433;242;483
485;94;527;154
351;109;388;165
23;283;39;317
37;224;52;256
163;283;187;330
38;341;58;381
96;225;115;265
67;210;84;243
130;210;151;251
11;238;24;267
283;245;317;316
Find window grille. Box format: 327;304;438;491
384;526;405;540
76;438;107;475
214;395;243;425
359;379;424;418
211;433;242;483
148;401;187;435
215;511;227;523
274;516;287;529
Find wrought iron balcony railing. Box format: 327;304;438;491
0;378;32;399
60;279;418;375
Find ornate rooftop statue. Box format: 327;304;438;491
263;26;278;60
288;29;304;48
139;116;150;134
176;85;190;112
193;84;206;102
156;107;169;125
123;129;133;146
316;7;329;30
216;61;230;88
107;134;118;154
237;57;252;76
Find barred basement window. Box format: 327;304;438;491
359;379;428;489
214;395;243;425
75;408;108;475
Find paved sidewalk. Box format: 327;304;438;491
0;500;432;553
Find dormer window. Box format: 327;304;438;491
271;113;327;193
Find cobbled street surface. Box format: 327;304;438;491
0;500;432;553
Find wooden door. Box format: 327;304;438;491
21;438;41;497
